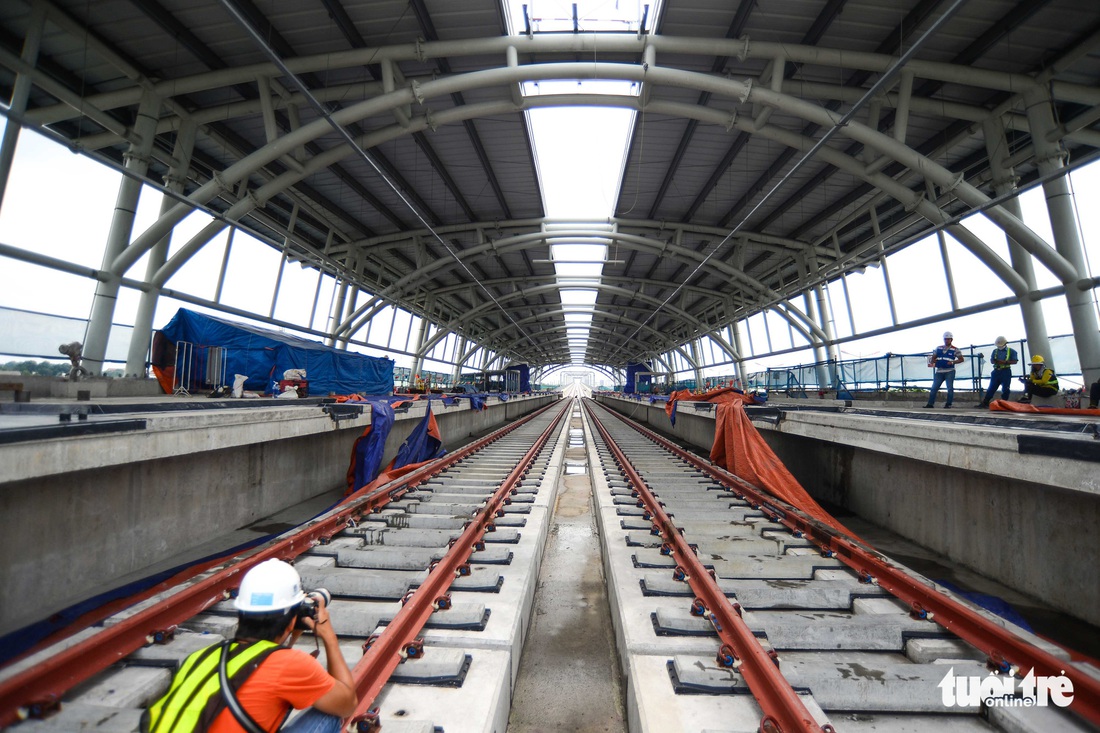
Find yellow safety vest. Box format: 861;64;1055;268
143;640;281;733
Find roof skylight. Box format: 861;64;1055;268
504;3;661;365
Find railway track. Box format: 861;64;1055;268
1;396;1097;732
581;398;1097;732
1;400;571;732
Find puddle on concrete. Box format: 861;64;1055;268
564;460;587;475
568;428;584;447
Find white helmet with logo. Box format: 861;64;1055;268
943;331;953;339
234;559;306;613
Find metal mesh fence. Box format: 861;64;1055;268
745;335;1083;393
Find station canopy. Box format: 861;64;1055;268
2;0;1099;373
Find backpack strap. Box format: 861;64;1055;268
218;640;268;733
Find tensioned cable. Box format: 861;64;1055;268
617;0;972;357
217;0;554;367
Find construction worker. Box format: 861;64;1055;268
978;336;1018;408
1018;355;1059;403
924;331;965;408
143;559;357;732
58;341;90;382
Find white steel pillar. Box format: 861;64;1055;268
452;337;467;384
409;315;430;378
801;292;827;388
730;321;745;388
983;116;1049;361
269;204;300;319
0;3;45;208
125;120;197;376
690;339;703;387
337;276;361;351
328;279;350;346
83;92;162;375
1024;89;1100;385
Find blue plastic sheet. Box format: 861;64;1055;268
391;406;446;470
157;308;394;396
934;579;1033;631
346;399;396;493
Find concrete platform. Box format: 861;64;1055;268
0;390;558;639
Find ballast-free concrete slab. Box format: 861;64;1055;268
371;647;512;733
625;653;831;733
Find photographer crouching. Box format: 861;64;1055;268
144;559;357;732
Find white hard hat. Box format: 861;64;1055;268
995;336;1007;347
943;331;953;339
234;559;306;613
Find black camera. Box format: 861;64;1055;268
295;588;331;630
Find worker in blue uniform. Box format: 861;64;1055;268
978;336;1017;408
925;331;964;408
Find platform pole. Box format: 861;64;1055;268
125;121;197;377
1024;89;1100;386
83;92;161;375
983;117;1050;367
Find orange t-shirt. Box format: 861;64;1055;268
208;648;335;732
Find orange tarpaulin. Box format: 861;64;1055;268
152;364;174;395
665;386;757;423
989;398;1100;416
710;400;858;541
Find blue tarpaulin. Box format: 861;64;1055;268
346;400;396;493
392;406;446;470
156;308;394;396
625;362;652;394
507;363;531;392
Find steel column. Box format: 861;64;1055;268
125;120;198;376
984;117;1050;359
83;92;162;375
0;2;45;208
1024;89;1100;385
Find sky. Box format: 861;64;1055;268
2;0;1100;389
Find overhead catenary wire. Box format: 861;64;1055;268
217;0;556;368
618;0;972;356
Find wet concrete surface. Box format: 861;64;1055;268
508;423;626;733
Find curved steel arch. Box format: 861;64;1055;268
413;280;740;362
27;25;1091;374
113;51;1073;289
336;225;827;347
459;308;699;367
537;363;619;385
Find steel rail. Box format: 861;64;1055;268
345;400;570;729
595;399;1100;729
0;399;562;728
583;401;828;733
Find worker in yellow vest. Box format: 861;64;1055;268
1018;355;1059;403
143;560;356;732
